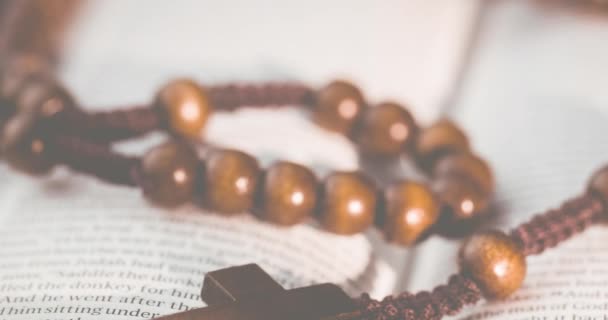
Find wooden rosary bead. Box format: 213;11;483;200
354;102;418;156
16;78;75;119
318;171;376;235
155;79;213;140
139;141;199;207
588;165;608;206
313;80;366;134
433;175;490;220
383;181;439;246
434;152;494;194
416;119;470;171
203;149;260;214
0;114;55;175
0;55;49;103
1;72;45;119
257;161;318;226
459;230;526;299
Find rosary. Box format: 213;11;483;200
1;53;607;320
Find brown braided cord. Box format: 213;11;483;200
356;193;606;320
62;82;314;142
510;193;605;256
50;135;139;186
355;274;482;320
64;105;160;143
207;82;314;111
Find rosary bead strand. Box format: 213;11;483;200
0;57;496;244
0;104;493;244
356;188;606;320
0;61;313;142
0;122;484;245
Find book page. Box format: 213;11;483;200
402;2;608;319
0;167;394;319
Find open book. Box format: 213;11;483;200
2;1;608;319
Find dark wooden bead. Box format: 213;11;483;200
383;181;439;246
0;59;49;123
257;161;318;226
155;79;213;140
16;78;75;119
1;114;55;175
434;152;494;194
416;119;470;171
433;175;490;220
0;55;49;102
354;102;418;156
318;171;376;235
588;165;608;206
313;80;366;134
203;149;260;214
139;141;199;207
459;230;526;299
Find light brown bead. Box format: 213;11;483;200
318;171;376;235
433;175;490;220
1;114;55;175
434;152;494;194
139;141;199;207
459;230;526;299
383;181;439;246
588;165;608;206
354;102;418;156
203;149;260;214
257;161;318;226
313;80;366;134
155;79;212;139
416;119;470;171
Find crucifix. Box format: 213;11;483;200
154;264;360;320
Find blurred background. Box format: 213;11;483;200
2;0;608;121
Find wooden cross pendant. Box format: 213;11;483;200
154;264;359;320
